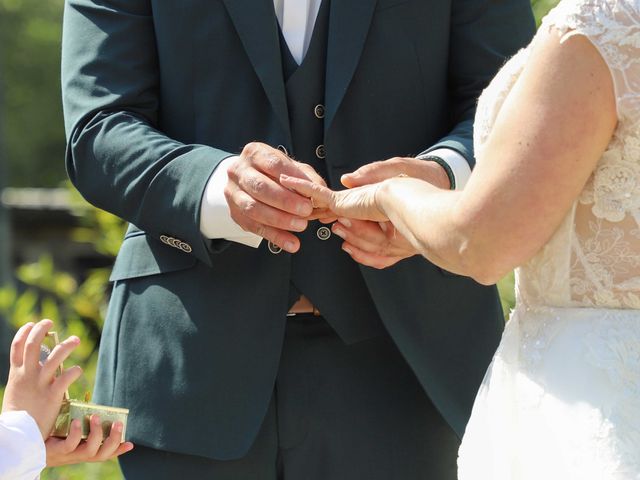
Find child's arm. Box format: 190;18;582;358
0;410;46;479
1;320;133;475
2;320;82;439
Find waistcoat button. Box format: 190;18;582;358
316;226;331;241
277;145;289;156
314;104;325;119
268;241;283;254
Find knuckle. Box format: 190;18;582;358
242;200;261;220
242;141;260;157
250;177;267;196
265;153;283;173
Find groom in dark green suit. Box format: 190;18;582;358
62;0;534;478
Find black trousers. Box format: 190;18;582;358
119;315;459;479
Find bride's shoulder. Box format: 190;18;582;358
541;0;640;37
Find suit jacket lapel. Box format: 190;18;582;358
222;0;292;144
325;0;378;134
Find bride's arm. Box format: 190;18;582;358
373;28;617;284
282;27;618;283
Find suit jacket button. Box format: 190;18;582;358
180;242;192;253
314;104;325;119
315;144;326;159
277;145;289;156
317;226;331;240
268;242;283;254
160;235;169;244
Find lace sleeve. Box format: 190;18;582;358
540;0;640;122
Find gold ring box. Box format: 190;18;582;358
52;399;129;442
46;332;129;442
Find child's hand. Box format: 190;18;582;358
46;416;134;467
1;320;83;439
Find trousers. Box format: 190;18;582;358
119;314;459;479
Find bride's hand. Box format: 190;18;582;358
279;175;389;223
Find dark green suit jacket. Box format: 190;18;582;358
62;0;534;461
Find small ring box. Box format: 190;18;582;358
45;332;129;442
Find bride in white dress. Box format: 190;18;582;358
280;0;640;477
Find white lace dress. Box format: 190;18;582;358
457;0;640;478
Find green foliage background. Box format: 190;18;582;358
0;0;556;477
0;0;66;187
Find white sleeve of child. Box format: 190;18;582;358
0;411;46;480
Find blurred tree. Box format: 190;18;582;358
0;31;11;378
0;0;66;187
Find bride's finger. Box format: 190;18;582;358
332;222;410;258
280;174;333;209
341;242;406;269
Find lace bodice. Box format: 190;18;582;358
474;0;640;309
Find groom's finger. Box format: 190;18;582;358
297;163;327;188
279;175;333;210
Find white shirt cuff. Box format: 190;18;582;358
199;156;263;248
419;148;472;190
0;411;46;480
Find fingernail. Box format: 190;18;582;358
337;218;352;228
297;203;312;216
291;218;307;231
333;227;346;238
284;241;296;253
115;422;123;432
92;415;101;425
68;336;80;343
343;246;352;255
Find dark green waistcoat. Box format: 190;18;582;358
280;0;385;341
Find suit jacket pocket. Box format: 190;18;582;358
109;233;198;282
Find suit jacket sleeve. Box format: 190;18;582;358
420;0;536;168
62;0;229;266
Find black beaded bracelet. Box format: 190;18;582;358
418;155;456;190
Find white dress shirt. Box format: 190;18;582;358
199;0;471;246
0;411;45;480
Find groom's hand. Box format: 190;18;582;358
225;142;324;253
333;156;449;268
